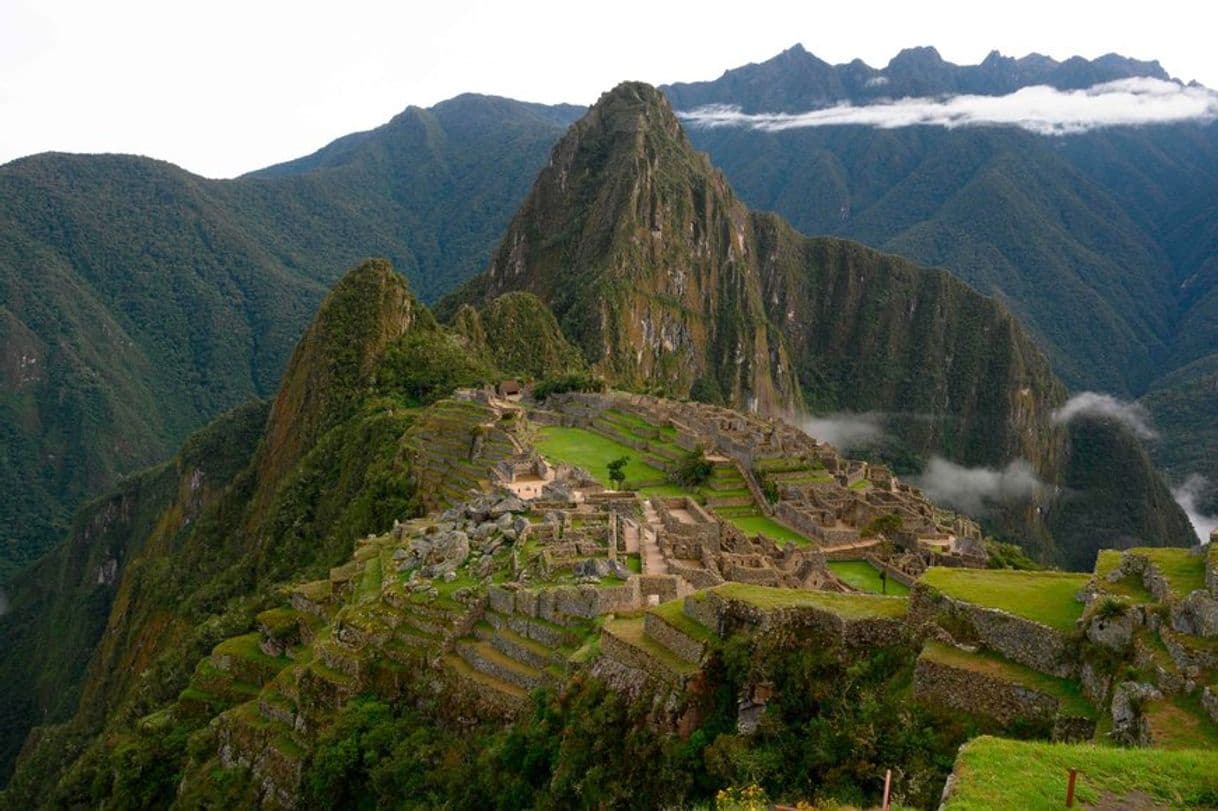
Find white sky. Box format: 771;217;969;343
2;0;1215;178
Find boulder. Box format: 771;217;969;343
1171;591;1218;637
1086;611;1134;653
490;495;528;517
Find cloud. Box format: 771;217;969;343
913;456;1043;516
1172;474;1218;544
800;413;885;450
678;78;1218;136
1051;392;1157;439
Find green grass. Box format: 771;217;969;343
942;736;1218;810
649;599;718;644
719;513;812;545
921;641;1095;719
213;633;289;668
1144;692;1218;750
1092;550;1158;603
535;426;669;489
713;582;908;619
625;554;642;574
828;560;910;596
1135;547;1207;598
920;568;1089;632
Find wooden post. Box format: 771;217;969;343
882;769;892;811
1066;768;1078;807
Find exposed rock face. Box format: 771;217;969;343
1171;591;1218;637
406;530;471;578
1110;681;1162;746
462;82;800;414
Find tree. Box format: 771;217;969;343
673;450;714;487
607;457;629;490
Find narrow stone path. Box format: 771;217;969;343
622;519;640;555
640;500;669;575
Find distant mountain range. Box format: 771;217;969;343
661;45;1218;521
664;44;1176;112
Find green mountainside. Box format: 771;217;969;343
0;97;580;578
447;81;1191;562
660;46;1218;514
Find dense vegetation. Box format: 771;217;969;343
0;97;580;577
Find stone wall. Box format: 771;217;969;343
909;584;1077;678
599;627;687;688
913;655;1093;742
706;590;907;651
643;612;706;663
638;575;681;603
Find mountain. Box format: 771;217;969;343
445;81;1192;563
658;46;1218;517
0;258;595;789
0;76;1195;785
0;96;581;580
662;43;1172;113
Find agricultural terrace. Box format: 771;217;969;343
828;560;911;596
919;568;1090;632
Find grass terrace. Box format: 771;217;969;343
535;426;669;489
1093;550;1158;603
829;560;911;596
648;598;718;644
919;568;1089;632
942;736;1218;810
1134;547;1207;599
921;641;1095;719
713;582;908;619
721;513;811;546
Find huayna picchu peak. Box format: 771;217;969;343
447;81;1191;567
2;28;1217;810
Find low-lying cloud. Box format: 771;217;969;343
1173;474;1218;544
800;413;886;450
679;78;1218;136
1051;392;1156;439
913;456;1043;516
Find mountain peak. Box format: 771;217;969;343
888;45;947;68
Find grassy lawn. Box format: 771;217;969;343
721;513;813;545
1136;547;1207;598
714;582;908;619
829;560;911;596
921;640;1094;718
920;568;1089;632
535;426;669;488
624;554;642;574
942;736;1218;810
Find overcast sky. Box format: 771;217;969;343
2;0;1215;178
